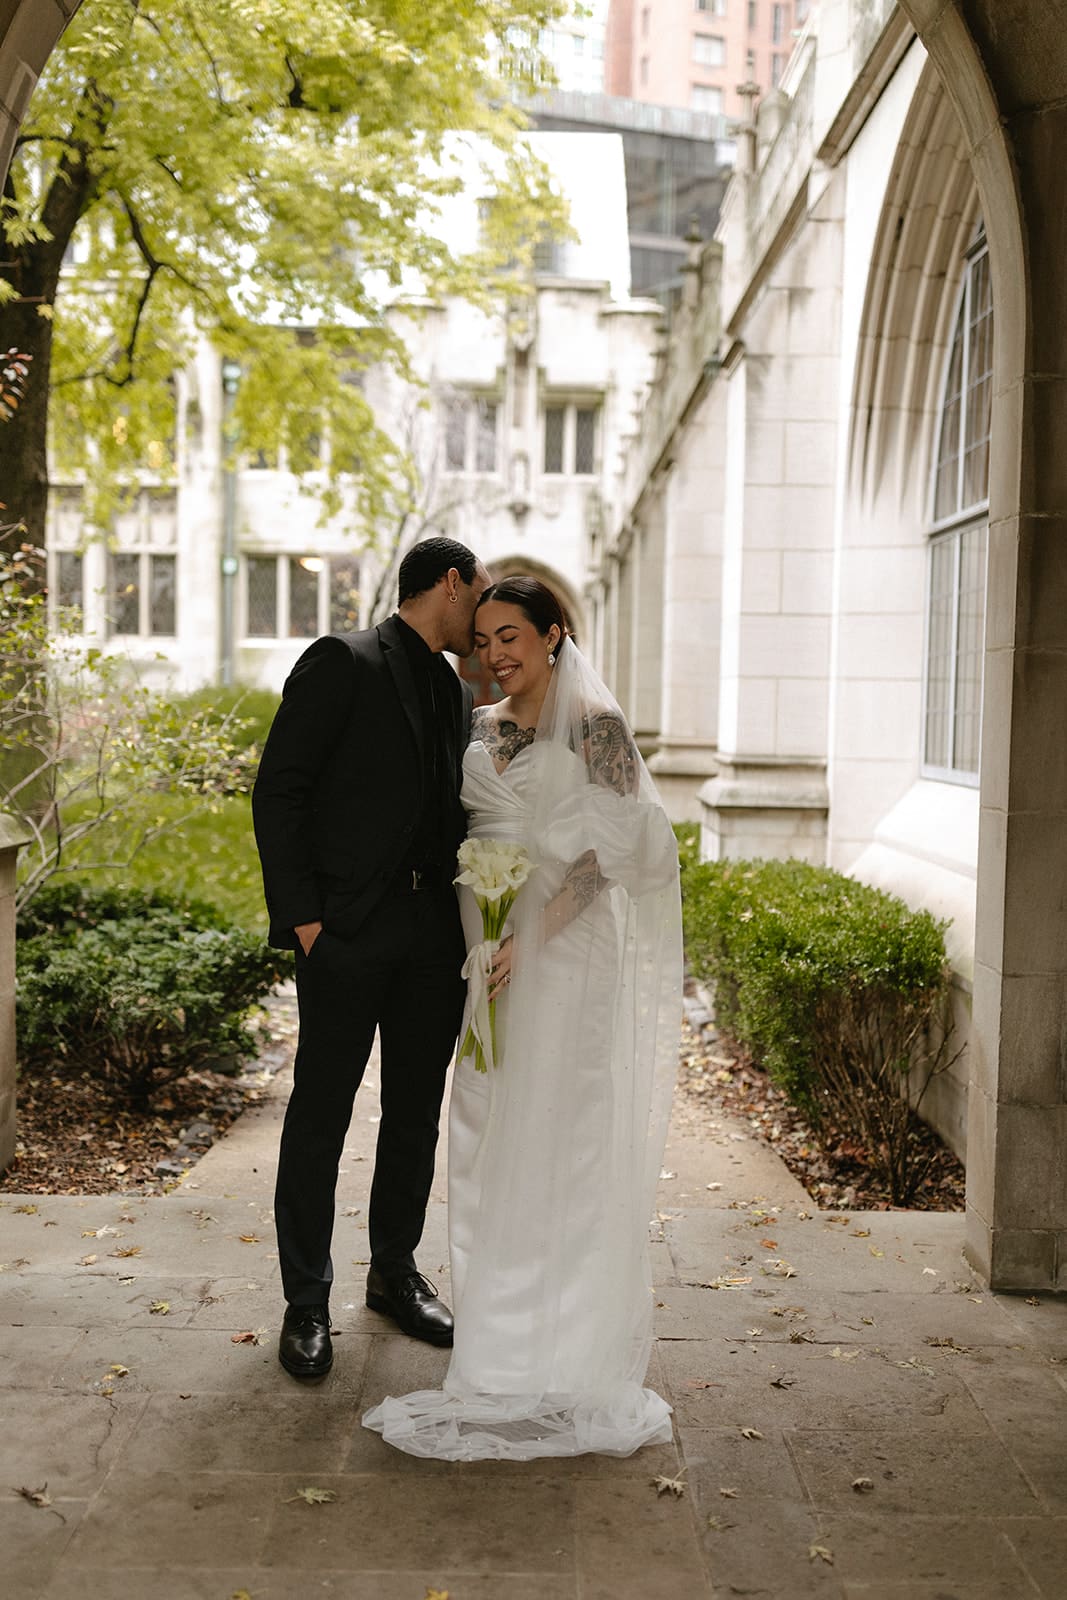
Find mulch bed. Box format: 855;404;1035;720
0;990;298;1196
678;1010;966;1212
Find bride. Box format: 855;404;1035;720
363;576;682;1460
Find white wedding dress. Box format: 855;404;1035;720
363;640;682;1460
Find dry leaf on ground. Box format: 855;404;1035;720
149;1300;170;1315
809;1544;834;1564
852;1477;875;1494
740;1427;763;1440
771;1375;798;1389
287;1486;336;1505
719;1487;740;1498
651;1473;687;1497
12;1483;65;1521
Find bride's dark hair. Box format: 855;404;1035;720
475;576;572;647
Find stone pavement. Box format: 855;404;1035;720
2;1023;1066;1600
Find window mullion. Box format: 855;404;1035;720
956;261;971;517
278;554;290;639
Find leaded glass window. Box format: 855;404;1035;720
923;236;990;783
288;556;320;638
56;551;84;614
246;556;278;637
574;407;597;475
329;557;361;632
109;553;140;636
149;554;176;635
543;406;565;474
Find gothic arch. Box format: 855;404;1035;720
849;59;982;515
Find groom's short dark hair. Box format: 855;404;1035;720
398;537;478;603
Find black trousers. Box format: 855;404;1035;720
274;885;466;1307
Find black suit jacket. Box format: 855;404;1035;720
251;616;474;949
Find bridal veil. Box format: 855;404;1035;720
363;636;682;1459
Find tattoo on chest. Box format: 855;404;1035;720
471;708;536;771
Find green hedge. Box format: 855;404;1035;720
678;845;954;1202
17;883;287;1103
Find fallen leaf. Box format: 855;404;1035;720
719;1487;739;1498
238;1234;260;1245
896;1357;935;1376
287;1486;336;1505
231;1591;254;1600
771;1375;798;1389
763;1260;797;1279
342;1207;360;1217
687;1379;725;1389
924;1335;971;1353
922;1268;938;1276
111;1246;142;1258
759;1239;778;1250
77;1254;98;1267
1025;1296;1040;1307
747;1327;764;1338
651;1473;686;1497
828;1346;859;1362
11;1483;65;1522
13;1204;38;1215
852;1477;875;1494
789;1328;816;1344
740;1427;763;1440
425;1590;451;1600
809;1544;834;1565
706;1514;734;1531
109;1364;129;1377
850;1228;871;1238
149;1300;170;1315
706;1182;722;1191
869;1246;885;1259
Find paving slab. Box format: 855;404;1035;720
4;1035;1067;1600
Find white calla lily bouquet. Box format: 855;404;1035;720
455;838;536;1072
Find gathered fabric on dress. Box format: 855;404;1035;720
362;638;682;1460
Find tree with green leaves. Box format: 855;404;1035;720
0;0;565;569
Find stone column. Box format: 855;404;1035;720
0;816;31;1174
964;102;1067;1291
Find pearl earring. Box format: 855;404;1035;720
548;651;556;666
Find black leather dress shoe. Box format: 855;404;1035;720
366;1266;454;1347
278;1303;333;1378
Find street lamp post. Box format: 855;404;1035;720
220;357;241;687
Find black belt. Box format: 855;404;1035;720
391;864;444;892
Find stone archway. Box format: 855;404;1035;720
896;1;1067;1290
3;1;1066;1290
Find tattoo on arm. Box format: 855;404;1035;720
581;712;639;796
563;848;606;912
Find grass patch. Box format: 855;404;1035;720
42;791;266;934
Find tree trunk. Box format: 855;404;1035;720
0;294;55;570
1;87;110;577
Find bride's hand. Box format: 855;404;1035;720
488;935;514;1001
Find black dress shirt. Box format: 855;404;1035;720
394;614;453;869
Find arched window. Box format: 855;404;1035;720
923;231;991;783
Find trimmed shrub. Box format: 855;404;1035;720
16;883;287;1102
680;855;955;1204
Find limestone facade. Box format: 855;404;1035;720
592;3;982;1151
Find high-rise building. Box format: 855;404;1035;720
605;0;809;120
539;0;611;97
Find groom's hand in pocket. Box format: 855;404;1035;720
295;920;323;957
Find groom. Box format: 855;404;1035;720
253;536;491;1379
